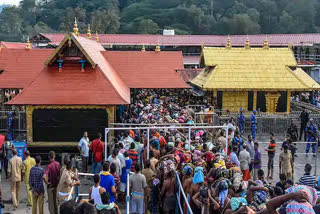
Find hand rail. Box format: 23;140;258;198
176;173;193;214
126;172;133;214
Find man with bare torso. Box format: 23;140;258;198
182;165;193;212
161;170;176;214
182;173;193;195
189;167;207;213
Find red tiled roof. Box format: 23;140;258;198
8;33;130;105
0;48;54;89
74;35;130;103
0;41;35;49
102;51;188;88
41;33;320;47
176;69;202;82
8;34;188;105
7;66;129;105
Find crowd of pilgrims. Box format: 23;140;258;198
4;88;320;214
100;89;320;214
292;91;320;107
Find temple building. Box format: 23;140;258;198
191;37;320;113
0;38;50;106
31;32;320;73
4;22;187;146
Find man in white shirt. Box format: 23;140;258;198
239;143;251;181
227;118;236;139
108;149;122;176
77;131;90;173
246;135;255;173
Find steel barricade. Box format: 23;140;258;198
176;173;193;214
105;125;229;161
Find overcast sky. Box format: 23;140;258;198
0;0;20;5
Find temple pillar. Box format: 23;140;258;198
26;105;34;144
253;90;257;111
265;92;281;114
287;91;291;114
213;90;217;98
106;106;115;143
213;90;217;111
0;89;4;107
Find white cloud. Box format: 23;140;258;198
0;0;21;6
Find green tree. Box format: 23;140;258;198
19;0;37;26
90;10;120;33
279;11;295;33
60;7;86;32
137;19;159;34
285;0;318;33
218;14;260;35
0;6;23;41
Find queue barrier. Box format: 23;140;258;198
104;125;229;161
67;171;132;214
176;173;193;214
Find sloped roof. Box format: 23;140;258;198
191;47;320;91
73;35;130;102
8;33;187;105
101;51;188;88
0;48;54;88
1;41;35;49
293;68;320;89
176;69;202;83
7;66;129;105
41;33;320;47
8;33;130;105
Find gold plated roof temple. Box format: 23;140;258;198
192;46;320;91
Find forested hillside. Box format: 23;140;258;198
0;0;319;41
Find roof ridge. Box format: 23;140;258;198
95;65;129;104
286;66;309;88
74;35;130;103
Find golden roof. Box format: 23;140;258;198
192;47;320;91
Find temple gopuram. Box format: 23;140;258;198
4;21;188;146
191;37;320;113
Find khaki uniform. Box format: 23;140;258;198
279;151;293;180
8;155;23;208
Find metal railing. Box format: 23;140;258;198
0;110;26;135
105;125;229;160
294;54;320;64
176;173;193;214
68;171;132;214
